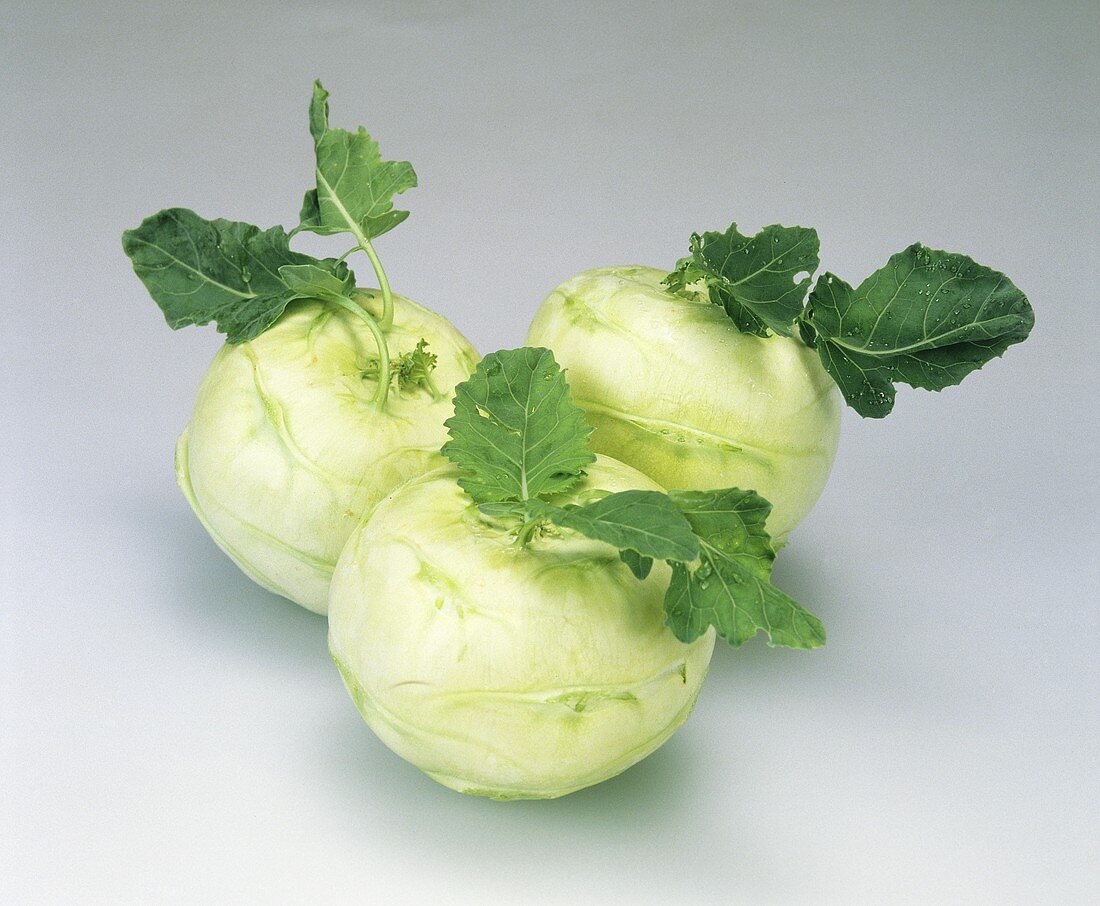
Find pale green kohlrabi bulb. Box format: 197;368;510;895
176;293;478;614
526;266;841;542
328;456;716;800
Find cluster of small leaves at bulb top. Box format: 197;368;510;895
362;339;441;397
441;347;825;650
121;80;434;408
665;223;1034;417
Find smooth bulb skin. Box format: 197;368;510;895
176;292;478;614
328;456;716;800
526;266;842;542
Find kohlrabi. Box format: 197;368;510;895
328;348;823;799
123;83;477;612
526;226;1034;541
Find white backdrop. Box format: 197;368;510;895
3;1;1097;902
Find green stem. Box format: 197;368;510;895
515;517;543;548
360;239;394;330
335;235;394;330
336;244;363;264
314;168;396;330
329;294;390;409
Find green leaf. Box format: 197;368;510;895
663;488;825;649
804;244;1034;417
671;223;820;336
122;208;350;344
307;79;328;142
619;549;654;580
279;261;356;301
298;79;417;241
663;256;706;298
553;490;700;563
476;501;528;519
442;348;596;505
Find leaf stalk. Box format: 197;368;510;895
329;293;391;408
359;238;394;330
515;517;544;548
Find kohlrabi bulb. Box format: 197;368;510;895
526;266;841;541
328;456;716;800
176;293;478;614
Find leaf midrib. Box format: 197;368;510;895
316;167;369;245
825;312;1025;357
128;235;256;301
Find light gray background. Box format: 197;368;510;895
3;1;1097;902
